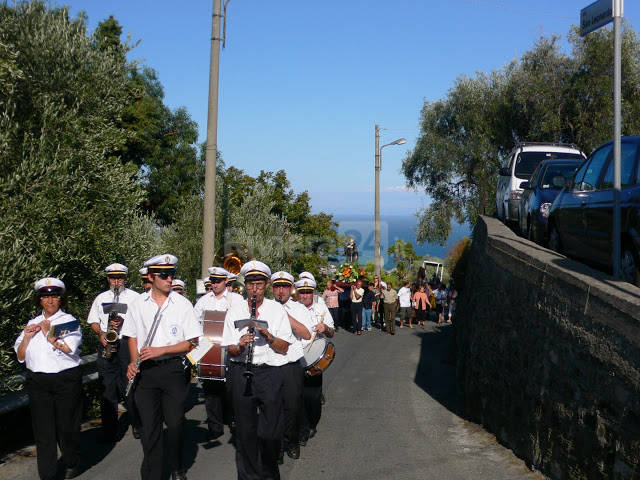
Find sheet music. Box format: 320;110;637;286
186;336;214;365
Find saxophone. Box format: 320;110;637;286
243;296;257;396
103;286;123;359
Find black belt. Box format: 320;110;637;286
230;361;274;370
141;356;182;368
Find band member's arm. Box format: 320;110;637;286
315;322;334;338
127;337;139;379
138;339;195;361
288;316;311;340
90;322;108;347
256;327;289;354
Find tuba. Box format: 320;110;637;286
222;247;247;296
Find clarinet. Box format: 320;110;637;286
125;306;162;397
243;296;257;397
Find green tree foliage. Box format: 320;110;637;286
225;184;303;272
386;239;420;282
444;237;471;291
0;2;157;388
91;15;203;225
403;24;640;244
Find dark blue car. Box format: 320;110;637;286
517;159;583;244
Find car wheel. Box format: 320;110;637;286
548;225;562;254
620;245;640;287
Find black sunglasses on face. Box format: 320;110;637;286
156;270;176;279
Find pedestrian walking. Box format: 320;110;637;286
397;281;412;328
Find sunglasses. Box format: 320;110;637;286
209;277;226;284
155;270;176;279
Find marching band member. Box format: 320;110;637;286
271;271;313;462
296;278;335;444
123;254;202;480
222;260;294;480
86;263;141;442
14;278;82;480
203;276;213;294
193;266;242;441
171;279;186;296
139;267;152;292
226;271;238;293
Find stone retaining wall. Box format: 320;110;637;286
456;216;640;480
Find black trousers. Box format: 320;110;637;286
97;339;139;437
281;360;304;447
351;302;363;332
202;378;226;436
26;366;82;480
301;372;323;435
230;362;284;480
134;357;189;480
328;307;339;330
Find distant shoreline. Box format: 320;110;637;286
333;214;471;269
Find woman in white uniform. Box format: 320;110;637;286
14;277;83;480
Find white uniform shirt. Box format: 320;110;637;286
282;298;314;363
397;287;412;308
87;288;140;339
222;297;294;367
14;310;82;373
194;289;243;320
301;299;334;349
121;291;203;355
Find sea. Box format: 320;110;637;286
333;214;471;270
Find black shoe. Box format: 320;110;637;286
64;466;82;479
299;431;308;446
171;470;187;480
132;427;141;439
320;393;325;405
287;444;300;459
308;428;317;439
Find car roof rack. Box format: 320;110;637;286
513;141;581;151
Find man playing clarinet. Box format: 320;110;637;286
222;260;294;480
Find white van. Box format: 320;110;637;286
496;142;585;223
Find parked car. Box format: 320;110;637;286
518;159;584;243
496;142;585;224
547;136;640;285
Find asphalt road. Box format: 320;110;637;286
0;321;545;480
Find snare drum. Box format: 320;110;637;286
301;337;335;377
197;310;227;381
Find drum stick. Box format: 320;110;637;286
306;312;325;352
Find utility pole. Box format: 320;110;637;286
201;0;222;277
612;0;623;279
374;124;381;278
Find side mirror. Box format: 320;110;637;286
520;181;531;190
499;167;509;177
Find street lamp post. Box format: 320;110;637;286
374;124;406;278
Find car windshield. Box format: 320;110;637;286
515;151;584;178
539;163;580;189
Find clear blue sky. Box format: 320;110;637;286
69;0;640;216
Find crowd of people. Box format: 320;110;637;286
321;275;458;336
14;255;457;480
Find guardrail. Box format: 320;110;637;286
0;353;99;416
